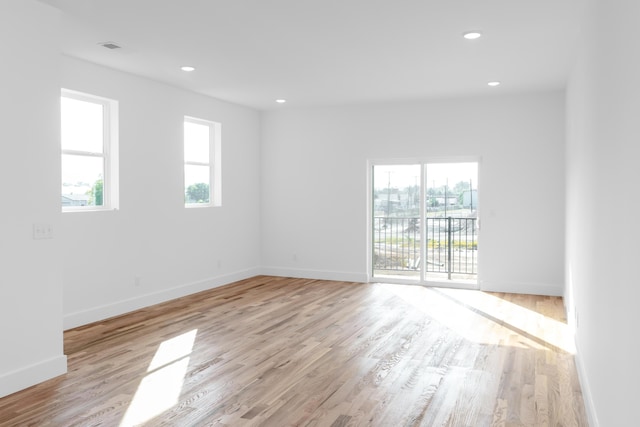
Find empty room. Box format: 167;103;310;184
0;0;637;426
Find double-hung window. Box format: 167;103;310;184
61;89;118;211
184;117;221;207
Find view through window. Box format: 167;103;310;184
184;117;221;207
372;162;479;286
61;90;117;211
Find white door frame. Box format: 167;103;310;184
367;156;481;290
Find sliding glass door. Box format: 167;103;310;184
372;164;422;281
371;161;478;288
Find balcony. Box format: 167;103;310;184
373;216;477;281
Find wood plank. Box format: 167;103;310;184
0;276;588;426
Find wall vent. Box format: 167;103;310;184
99;42;122;50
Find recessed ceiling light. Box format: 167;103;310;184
463;31;482;40
488;81;501;87
275;99;287;104
181;66;195;72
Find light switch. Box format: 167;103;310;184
33;223;53;240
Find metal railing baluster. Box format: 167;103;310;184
373;216;476;277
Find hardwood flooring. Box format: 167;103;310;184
0;276;588;426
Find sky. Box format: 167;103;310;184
373;162;478;192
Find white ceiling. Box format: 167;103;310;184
39;0;584;111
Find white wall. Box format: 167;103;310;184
566;0;640;425
60;57;262;328
0;0;67;398
261;92;566;295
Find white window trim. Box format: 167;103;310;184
184;116;221;208
61;89;119;212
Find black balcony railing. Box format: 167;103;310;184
373;216;477;278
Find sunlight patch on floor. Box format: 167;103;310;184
119;329;198;427
439;288;575;353
381;283;575;353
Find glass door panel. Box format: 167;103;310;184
425;163;478;285
372;164;421;281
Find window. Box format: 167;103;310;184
61;89;118;211
184;117;221;207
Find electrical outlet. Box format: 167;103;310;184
134;276;142;287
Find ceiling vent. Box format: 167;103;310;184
99;42;122;50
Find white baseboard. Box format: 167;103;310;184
574;338;599;427
0;355;67;399
64;273;562;330
260;267;368;283
63;268;261;330
480;280;563;296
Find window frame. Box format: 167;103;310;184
61;89;119;212
183;116;222;208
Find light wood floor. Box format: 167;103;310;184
0;276;587;426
